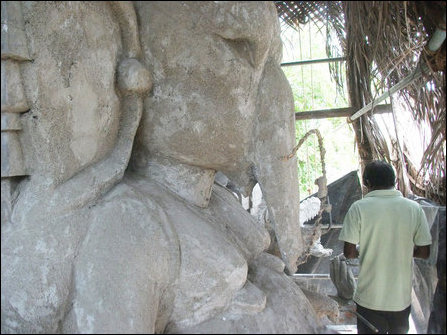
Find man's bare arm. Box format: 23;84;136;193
344;242;359;259
413;245;430;259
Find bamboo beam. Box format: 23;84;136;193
281;57;346;67
348;63;429;122
295;104;391;120
292;273;359;279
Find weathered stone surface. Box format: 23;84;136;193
168;253;321;334
19;1;123;185
131;1;303;274
1;60;29;113
253;58;303;274
1;2;31;61
1;179;16;225
1;1;30;181
1;1;316;333
227;280;267;315
117;58;152;95
1;112;22;131
1;131;26;177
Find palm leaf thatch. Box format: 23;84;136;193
275;1;446;205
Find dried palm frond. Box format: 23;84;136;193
275;1;446;204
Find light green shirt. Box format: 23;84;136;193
339;189;432;311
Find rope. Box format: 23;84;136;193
282;129;326;177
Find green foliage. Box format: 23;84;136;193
281;22;359;199
283;64;348;112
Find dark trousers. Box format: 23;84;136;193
356;303;411;334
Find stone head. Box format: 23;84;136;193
131;1;282;173
130;1;303;273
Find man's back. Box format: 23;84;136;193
340;189;432;311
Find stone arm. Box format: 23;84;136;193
63;182;178;333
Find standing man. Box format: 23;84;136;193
339;160;432;334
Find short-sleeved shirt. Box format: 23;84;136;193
339;189;432;311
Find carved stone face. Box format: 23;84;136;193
132;2;281;172
20;2;122;185
132;2;303;274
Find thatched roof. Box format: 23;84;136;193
275;1;446;205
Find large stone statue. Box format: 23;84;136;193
1;2;320;333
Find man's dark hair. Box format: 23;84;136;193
362;160;396;189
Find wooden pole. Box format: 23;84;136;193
295;104;391;120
